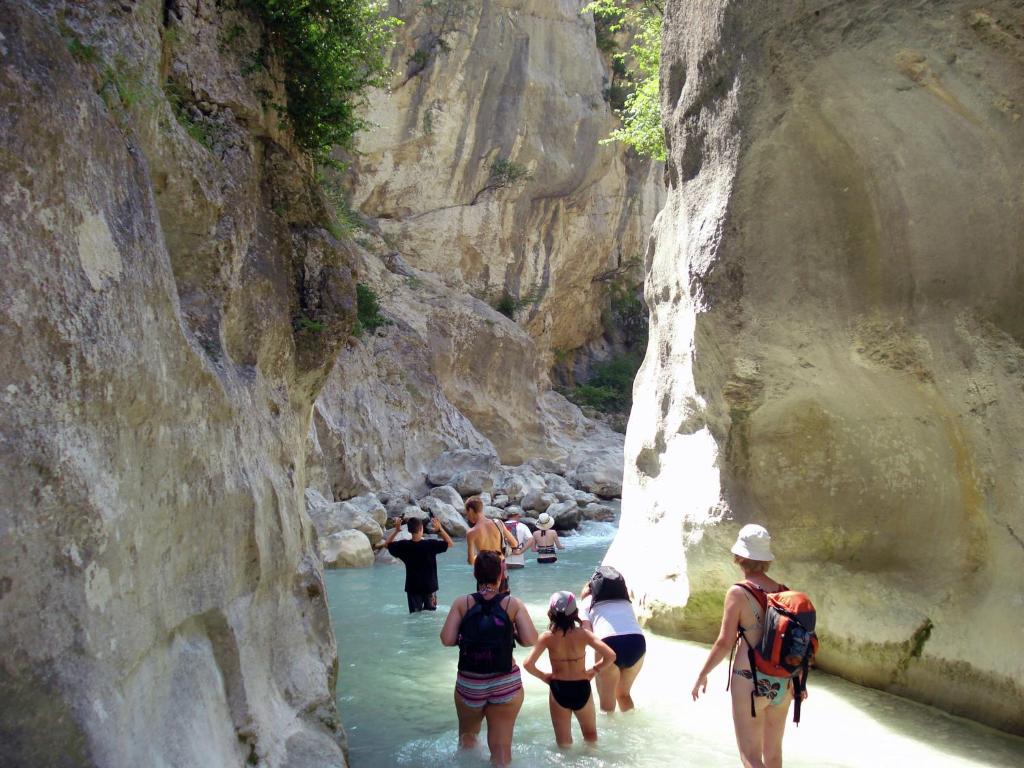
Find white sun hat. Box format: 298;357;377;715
730;523;774;561
536;512;555;530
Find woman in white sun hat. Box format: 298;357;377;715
690;523;802;768
532;512;563;564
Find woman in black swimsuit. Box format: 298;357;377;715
523;591;617;747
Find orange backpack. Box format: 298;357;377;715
731;581;819;724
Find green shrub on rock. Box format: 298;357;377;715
247;0;399;161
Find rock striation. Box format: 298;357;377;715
1;2;351;765
610;0;1024;734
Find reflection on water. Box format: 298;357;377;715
326;522;1024;767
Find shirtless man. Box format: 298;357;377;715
465;497;519;592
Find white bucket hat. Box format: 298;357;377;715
536;512;555;530
730;523;774;561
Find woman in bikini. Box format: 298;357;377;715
691;524;804;768
522;591;617;748
532;512;563;564
440;550;538;766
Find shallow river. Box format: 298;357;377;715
325;522;1024;767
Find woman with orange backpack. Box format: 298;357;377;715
690;524;817;768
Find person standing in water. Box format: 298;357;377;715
502;508;533;570
385;514;454;613
440;551;539;767
578;566;647;712
532;512;563;564
523;591;617;748
465;496;519;592
691;524;805;768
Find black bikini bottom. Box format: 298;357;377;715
603;633;646;669
549;679;592;711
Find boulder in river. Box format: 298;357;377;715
427;449;501;486
343;493;387;526
547;500;583;531
417;496;469;537
383;487;419;518
494;467;546;504
321;530;375;569
305;489;385;547
572;490;598;506
566;450;624;498
429;484;465;510
521;490;558;513
581;502;616;522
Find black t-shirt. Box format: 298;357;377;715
388;538;448;594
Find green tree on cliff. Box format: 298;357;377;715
249;0;399;161
583;0;666;161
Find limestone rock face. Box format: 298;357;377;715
0;3;350;766
611;0;1024;734
350;0;664;360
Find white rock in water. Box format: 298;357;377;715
429;484;465;510
418;496;469;537
343;493;387;526
321;530;374;569
521;491;558;513
305;489;384;546
566;449;624;498
547;500;582;531
383;488;419;518
427;449;500;486
572;490;598;506
494;467;546;504
581;502;615;522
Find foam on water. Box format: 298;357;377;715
326;523;1024;767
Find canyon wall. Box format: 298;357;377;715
310;0;662;496
1;2;349;765
610;0;1024;733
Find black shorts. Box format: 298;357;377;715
604;633;646;669
406;591;437;613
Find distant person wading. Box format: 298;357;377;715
532;512;563;564
465;496;519;592
502;508;533;570
385;514;454;613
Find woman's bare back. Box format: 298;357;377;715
546;628;590;681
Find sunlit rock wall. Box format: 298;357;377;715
309;0;661;490
349;0;663;359
610;0;1024;733
1;2;351;765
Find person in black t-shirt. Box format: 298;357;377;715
385;514;454;613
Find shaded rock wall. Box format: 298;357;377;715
1;2;351;765
610;0;1024;734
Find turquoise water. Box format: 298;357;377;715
325;522;1024;767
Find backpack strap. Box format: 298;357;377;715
734;582;766;718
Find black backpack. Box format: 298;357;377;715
589;566;630;604
458;593;515;674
